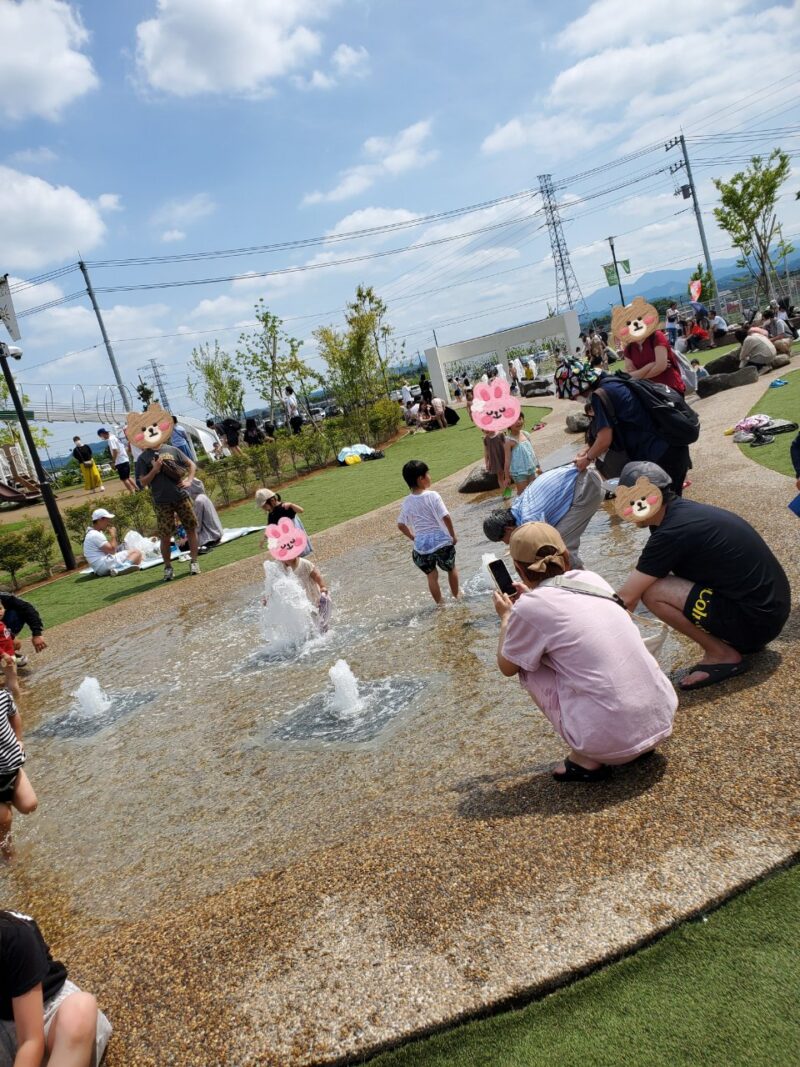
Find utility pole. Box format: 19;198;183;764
78;260;131;408
606;236;626;305
666;134;720;311
0;344;75;571
148;358;171;411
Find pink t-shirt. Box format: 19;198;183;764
502;570;676;762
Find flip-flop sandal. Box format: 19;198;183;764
679;660;750;691
552;758;611;783
532;423;545;431
750;434;775;446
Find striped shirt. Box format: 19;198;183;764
511;465;579;529
0;690;24;775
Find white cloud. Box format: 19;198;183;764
0;165;106;270
302;43;370;91
482;1;800;163
136;0;328;97
325;207;419;239
0;0;98;121
555;0;749;55
303;120;437;204
95;193;122;213
7;147;58;167
151;193;216;238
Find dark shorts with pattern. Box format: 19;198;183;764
412;544;456;574
0;769;20;803
116;462;131;481
154;497;197;540
682;583;786;654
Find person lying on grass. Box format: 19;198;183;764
494;522;676;783
615;461;790;691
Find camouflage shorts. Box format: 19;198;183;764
154;497;197;540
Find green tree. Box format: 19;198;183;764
346;285;394;399
688;262;712;300
0;532;29;590
187;341;245;421
236;301;323;427
135;381;155;409
0;377;53;451
713;150;791;301
25;521;56;577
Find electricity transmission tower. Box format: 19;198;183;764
538;173;588;317
140;358;172;411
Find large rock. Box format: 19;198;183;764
458;465;500;493
520;378;554;398
772;341;792;358
704;351;740;375
565;412;590;434
696;366;759;398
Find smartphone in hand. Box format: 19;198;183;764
487;558;517;597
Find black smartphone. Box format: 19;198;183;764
487;558;516;597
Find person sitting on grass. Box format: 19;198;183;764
0;689;37;859
397;460;459;605
493;522;677;783
615;461;791;691
0;908;112;1065
690;359;709;380
82;509;144;578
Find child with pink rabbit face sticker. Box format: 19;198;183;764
469;379;521;432
266;517;308;561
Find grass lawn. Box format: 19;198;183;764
736;368;799;480
369;863;800;1067
24;410;549;628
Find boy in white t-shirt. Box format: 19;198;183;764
397;460;459;604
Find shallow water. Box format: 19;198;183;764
1;483;677;922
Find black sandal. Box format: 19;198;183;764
552;758;610;783
679;660;749;691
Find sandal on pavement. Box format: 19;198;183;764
552;758;611;783
679;660;749;692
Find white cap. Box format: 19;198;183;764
91;508;115;521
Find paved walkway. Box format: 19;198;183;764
9;367;800;1066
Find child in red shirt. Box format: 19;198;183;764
0;604;21;704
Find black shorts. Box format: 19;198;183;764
682;584;784;654
116;462;131;481
0;769;19;803
412;544;456;574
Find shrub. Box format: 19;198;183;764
64;502;93;544
24;521;56;577
114;492;156;537
213;461;235;506
247;444;274;487
0;532;29;590
368;397;403;443
228;452;255;498
263;440;284;481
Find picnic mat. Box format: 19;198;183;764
79;526;263;576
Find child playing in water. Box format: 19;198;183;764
0;603;21;704
397;460;459;605
503;412;541;495
0;689;37;858
264;557;331;632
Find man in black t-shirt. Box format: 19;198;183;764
0;909;111;1066
616;461;790;691
135;443;200;582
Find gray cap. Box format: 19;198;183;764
618;461;672;490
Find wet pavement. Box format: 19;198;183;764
1;377;798;1065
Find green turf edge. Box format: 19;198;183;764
735;366;800;480
356;856;800;1067
22;410;550;628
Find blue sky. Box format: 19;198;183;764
1;0;799;450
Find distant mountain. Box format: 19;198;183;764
46;440;109;471
580;250;800;317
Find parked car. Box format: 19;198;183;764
308;406;326;421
